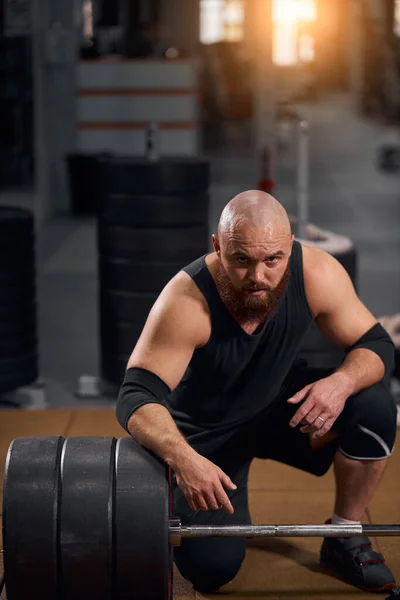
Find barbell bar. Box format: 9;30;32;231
2;436;400;600
169;522;400;544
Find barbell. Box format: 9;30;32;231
1;436;400;600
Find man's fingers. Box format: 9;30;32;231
193;493;209;511
203;489;222;511
287;384;312;405
299;408;330;432
211;471;236;513
289;397;316;428
215;488;235;514
186;480;235;513
311;416;335;439
187;496;197;511
186;494;199;512
188;489;234;513
220;472;237;491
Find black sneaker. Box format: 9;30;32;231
320;520;396;593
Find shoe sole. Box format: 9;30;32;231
320;556;396;593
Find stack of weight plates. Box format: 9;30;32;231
96;157;210;386
0;207;38;394
3;436;172;600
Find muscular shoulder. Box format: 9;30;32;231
301;244;355;317
301;244;333;279
127;270;212;385
148;270;211;348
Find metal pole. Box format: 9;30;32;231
170;523;400;544
296;120;309;239
146;121;160;161
251;0;275;168
348;0;364;109
31;0;51;225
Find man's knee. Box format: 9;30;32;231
336;381;397;461
174;538;245;593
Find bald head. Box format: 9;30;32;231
218;190;291;239
213;191;293;322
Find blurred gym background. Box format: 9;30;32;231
0;0;399;410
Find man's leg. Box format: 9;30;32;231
276;363;397;522
308;435;389;522
255;364;398;592
332;452;388;522
328;377;397;522
319;379;398;592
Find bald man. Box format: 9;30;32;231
116;191;397;594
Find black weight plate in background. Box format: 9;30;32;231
0;207;34;237
98;192;209;228
2;436;64;600
97;156;209;195
0;353;38;376
115;437;172;600
66;152;112;215
0;335;37;358
0;267;35;285
100;291;157;323
99;258;183;294
97;223;208;262
0;316;36;337
0;284;35;305
0;206;34;224
59;437;116;600
0;301;36;320
0;233;34;248
0;243;34;268
0;362;38;394
100;321;144;356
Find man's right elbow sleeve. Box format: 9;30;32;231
116;366;171;432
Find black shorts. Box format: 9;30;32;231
173;361;397;516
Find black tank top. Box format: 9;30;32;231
167;240;313;454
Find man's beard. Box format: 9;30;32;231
215;261;291;323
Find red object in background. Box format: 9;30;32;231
257;146;275;194
257;177;275;193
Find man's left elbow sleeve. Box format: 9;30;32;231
345;322;395;375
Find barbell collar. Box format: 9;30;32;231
169;522;400;545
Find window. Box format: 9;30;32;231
272;0;316;65
200;0;244;44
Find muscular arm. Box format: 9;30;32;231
122;274;210;470
127;403;192;470
304;247;389;396
117;273;237;514
334;348;383;396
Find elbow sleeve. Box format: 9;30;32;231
345;323;395;376
116;366;171;432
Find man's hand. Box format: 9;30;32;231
287;373;353;439
174;453;237;514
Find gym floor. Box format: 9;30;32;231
0;407;399;599
0;92;400;597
